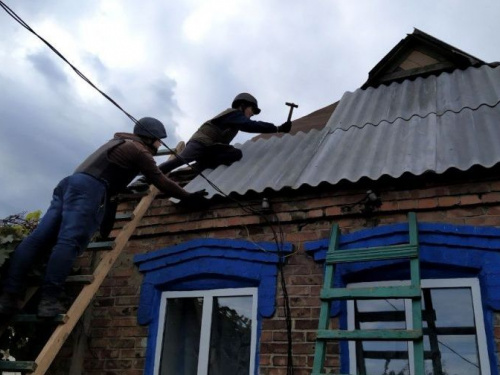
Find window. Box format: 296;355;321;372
154;288;258;375
347;278;489;375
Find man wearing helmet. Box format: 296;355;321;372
131;93;291;189
0;117;204;318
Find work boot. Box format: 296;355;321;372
0;292;20;316
37;295;66;318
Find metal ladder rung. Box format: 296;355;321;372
321;285;421;300
326;244;418;264
317;328;423;341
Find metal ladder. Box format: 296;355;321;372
311;212;424;375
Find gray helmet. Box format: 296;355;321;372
232;93;261;114
134;117;167;139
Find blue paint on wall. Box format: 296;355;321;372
134;238;292;375
305;221;500;374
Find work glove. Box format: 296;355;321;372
178;189;209;210
277;121;292;133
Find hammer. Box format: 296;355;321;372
285;102;298;122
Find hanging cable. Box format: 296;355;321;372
0;1;295;371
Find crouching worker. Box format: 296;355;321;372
0;117;206;318
130;93;292;191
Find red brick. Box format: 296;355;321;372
398;199;418;210
260;354;272;366
324;206;342;216
438;196;460;206
417;198;438;209
273;331;306;342
294;319;320;330
460;195;483;205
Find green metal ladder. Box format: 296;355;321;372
311;212;424;375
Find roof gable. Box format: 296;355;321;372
362;28;485;89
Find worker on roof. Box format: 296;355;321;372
129;93;292;191
0;117;206;318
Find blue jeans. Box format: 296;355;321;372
3;173;106;297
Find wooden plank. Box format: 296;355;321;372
114;212;133;220
11;314;68;324
326;244;418;264
317;329;422;341
32;186;159;375
363;350;436;360
312;224;340;374
65;275;94;284
86;241;114;250
0;361;37;371
321;285;421;300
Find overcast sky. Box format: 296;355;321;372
1;0;499;218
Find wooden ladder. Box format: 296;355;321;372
311;212;424;375
0;142;185;374
0;187;157;374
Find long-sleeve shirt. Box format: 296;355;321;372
190;108;278;146
76;133;190;199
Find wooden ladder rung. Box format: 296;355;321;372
66;275;94;284
11;314;68;324
0;361;37;372
115;212;133;220
86;241;114;250
326;244;418;264
321;285;421;300
317;328;423;341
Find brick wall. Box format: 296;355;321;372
52;174;500;374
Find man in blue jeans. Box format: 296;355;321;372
0;117;205;318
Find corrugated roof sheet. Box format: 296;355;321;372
184;65;500;198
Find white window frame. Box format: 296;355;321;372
347;278;489;375
154;287;258;375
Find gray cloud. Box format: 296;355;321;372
27;51;69;87
1;0;500;218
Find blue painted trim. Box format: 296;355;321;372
134;238;292;375
305;221;500;375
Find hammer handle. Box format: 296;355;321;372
286;102;298;122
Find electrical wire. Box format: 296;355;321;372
0;1;295;372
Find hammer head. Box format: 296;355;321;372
285;102;298;109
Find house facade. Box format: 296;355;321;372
52;29;500;375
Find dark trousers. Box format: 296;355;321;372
158;140;242;174
3;173;106;297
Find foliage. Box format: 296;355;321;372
0;211;41;272
0;211;42;362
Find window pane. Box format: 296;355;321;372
423;288;480;374
208;296;253;375
356;299;409;373
352;285;484;375
160;297;204;375
426;335;480;375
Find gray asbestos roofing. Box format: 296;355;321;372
184;64;500;198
